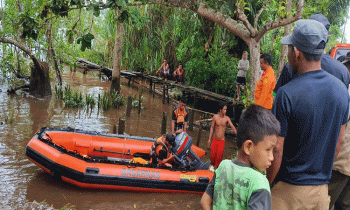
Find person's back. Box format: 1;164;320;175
274;55;349;95
321;53;349;88
274;70;349;184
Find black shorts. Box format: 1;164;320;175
236;77;246;85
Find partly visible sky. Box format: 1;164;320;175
343;9;350;43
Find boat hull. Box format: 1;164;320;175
26;128;213;193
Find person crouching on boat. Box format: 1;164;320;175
150;134;176;167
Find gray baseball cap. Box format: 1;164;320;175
309;14;330;31
281;19;328;55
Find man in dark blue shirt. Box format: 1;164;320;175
267;19;349;209
273;14;350;95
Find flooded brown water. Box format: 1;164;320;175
0;67;237;209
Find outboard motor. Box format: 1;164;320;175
171;132;210;170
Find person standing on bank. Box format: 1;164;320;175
236;51;249;101
171;98;189;136
268;19;349;209
207;103;237;171
255;53;276;110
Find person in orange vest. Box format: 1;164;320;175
255;53;276;110
171;98;189;136
150;134;176;167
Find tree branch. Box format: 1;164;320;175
254;0;271;29
236;3;256;37
195;3;250;42
0;36;42;71
255;0;304;41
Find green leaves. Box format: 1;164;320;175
19;14;39;40
77;33;95;51
118;10;130;22
51;0;69;17
93;4;101;17
66;29;77;44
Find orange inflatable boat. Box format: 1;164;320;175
26;127;213;193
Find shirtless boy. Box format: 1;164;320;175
208;103;237;170
173;64;185;84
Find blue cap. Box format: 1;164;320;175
281;19;328;55
309;14;330;31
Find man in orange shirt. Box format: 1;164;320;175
255;53;276;109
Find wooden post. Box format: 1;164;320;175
162;84;166;104
118;118;125;134
138;93;142;114
196;122;203;146
193;91;198;109
188;109;194;131
149;79;153;91
161;111;167;135
153;83;156;98
167;85;170;103
126;96;132;117
113;125;117;134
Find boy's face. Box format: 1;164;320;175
179;102;186;111
249;135;277;173
220;105;227;115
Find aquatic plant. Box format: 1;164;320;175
54;85;64;99
97;91;125;111
85;94;95;108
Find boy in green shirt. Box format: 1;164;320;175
201;104;280;210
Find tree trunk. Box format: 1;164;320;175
277;0;293;77
269;28;278;54
111;22;124;93
248;38;261;101
0;37;52;96
51;47;62;86
1;0;6;56
15;47;21;75
30;62;52;96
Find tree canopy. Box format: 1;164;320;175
1;0;349;98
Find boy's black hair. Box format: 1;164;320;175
236;104;280;148
179;97;187;104
218;102;227;111
260;53;272;66
165;134;176;147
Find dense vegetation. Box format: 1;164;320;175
0;0;349;98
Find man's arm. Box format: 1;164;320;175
208;116;216;148
201;192;213;210
171;120;175;135
156;64;164;75
266;136;285;184
227;117;237;135
183;122;188;133
335;124;346;159
255;78;271;107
